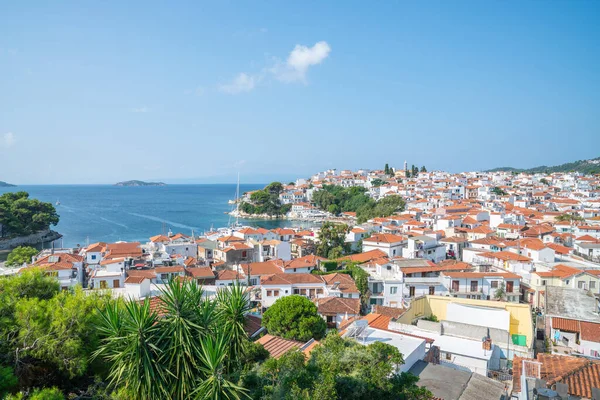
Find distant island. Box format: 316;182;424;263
0;181;16;187
114;180;167;187
486;156;600;175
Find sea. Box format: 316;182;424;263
0;184;316;249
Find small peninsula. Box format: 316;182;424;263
0;181;16;187
114;180;167;187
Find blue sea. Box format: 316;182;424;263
0;184;314;248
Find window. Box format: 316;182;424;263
390;286;398;295
491;281;498;288
100;280;108;289
316;288;323;294
445;352;452;360
578;281;586;289
294;268;297;272
565;280;570;285
429;286;435;295
409;286;415;297
542;280;547;286
293;289;300;295
242;251;247;258
590;281;596;289
470;281;478;292
274;290;279;296
91;254;97;260
266;290;272;296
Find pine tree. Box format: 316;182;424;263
420;166;427;173
384;163;389;175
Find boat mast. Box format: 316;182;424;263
235;172;240;227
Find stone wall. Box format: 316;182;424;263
0;230;62;251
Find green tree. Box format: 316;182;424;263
0;365;18;397
491;187;508;196
555;213;584;223
411;165;418;178
347;263;370;308
494;282;506;301
540;178;550;185
370;178;385;187
0;192;59;237
384;164;390;175
316;222;350;259
262;295;326;341
6;246;38;267
420;166;427;173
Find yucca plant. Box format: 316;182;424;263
216;282;251;371
195;333;249;400
93;298;168;400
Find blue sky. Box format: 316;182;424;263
1;1;599;184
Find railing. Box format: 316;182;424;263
404;277;443;284
487;370;513;383
573;250;600;263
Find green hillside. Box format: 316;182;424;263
486;157;600;175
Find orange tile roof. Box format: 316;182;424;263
480;251;531;262
260;273;324;285
442;271;521;279
240;261;283;276
363;233;405;244
552;317;580;332
338;249;389;264
256;334;305;359
283;255;327;270
186;267;215;279
315;297;360;315
580;321;600;343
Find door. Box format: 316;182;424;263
506;281;514;293
452;280;459;292
409;286;415;297
470;281;478;292
113;279;120;288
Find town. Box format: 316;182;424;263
7;164;600;399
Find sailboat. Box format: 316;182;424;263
55;199;60;206
226;173;244;230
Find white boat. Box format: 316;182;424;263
55;199;60;206
228;199;237;204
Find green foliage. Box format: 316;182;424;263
321;261;338;272
239;182;289;216
486;157;600;175
491;187;508;196
29;387;64;400
241;333;433;400
312;185;406;224
420;166;427;173
0;365;18;397
422;315;438;322
411;165;418;178
555;213;584;223
0;192;59;238
346;263;369;308
370;178;385;187
316;222;350;259
494;282;506;301
539;178;550;185
0;271;109;394
262;295;326;342
6;246;38;267
94;280;250;400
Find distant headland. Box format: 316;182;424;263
114;180;167;187
0;181;16;187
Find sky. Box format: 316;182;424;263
1;1;599;184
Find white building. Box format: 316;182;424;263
362;233;407;258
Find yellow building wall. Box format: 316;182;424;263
397;295;534;347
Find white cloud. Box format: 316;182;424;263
271;41;331;83
131;106;150;113
218;73;256;94
2;132;15;148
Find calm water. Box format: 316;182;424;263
0;184;314;248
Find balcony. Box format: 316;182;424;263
404;276;443;285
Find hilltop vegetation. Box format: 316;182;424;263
0;192;60;238
312;185;406;223
0;181;16;187
239;182;292;216
486;157;600;175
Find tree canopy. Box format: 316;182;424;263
0;192;59;238
262;295;327;342
241;333;433;400
491;187;508;196
316;222;350;259
312;185;405;223
239;182;291;216
5;246;38;267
